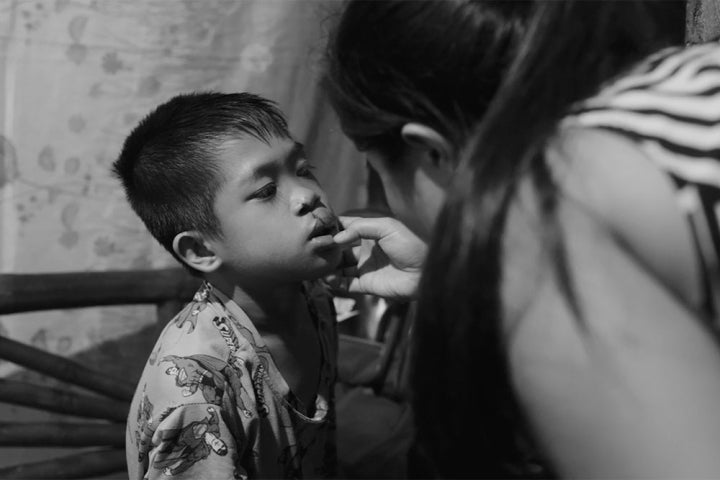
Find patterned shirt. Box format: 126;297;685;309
567;42;720;322
126;281;337;479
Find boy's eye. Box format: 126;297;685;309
253;183;277;200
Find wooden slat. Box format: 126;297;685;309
0;422;124;447
0;448;126;479
0;335;135;401
0;268;200;469
0;268;200;315
0;379;129;421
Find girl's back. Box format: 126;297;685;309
568;42;720;319
501;42;720;477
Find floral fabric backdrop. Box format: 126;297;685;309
0;0;365;376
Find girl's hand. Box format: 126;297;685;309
330;216;427;300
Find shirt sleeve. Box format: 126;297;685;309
130;306;259;480
144;402;247;480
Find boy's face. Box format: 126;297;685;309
207;135;342;285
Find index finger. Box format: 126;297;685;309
334;216;399;245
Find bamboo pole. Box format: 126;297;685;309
0;422;124;447
0;380;129;421
0;268;199;315
0;335;135;401
0;448;126;479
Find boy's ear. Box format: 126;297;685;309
400;123;454;186
172;231;221;273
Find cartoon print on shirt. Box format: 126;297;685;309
212;316;241;354
128;282;337;478
221;314;276;417
226;316;271;357
152;406;228;476
136;402;182;464
151;287;212;365
175;310;201;333
162;353;254;415
174;282;212;333
210;315;259;418
163;354;225;402
135;391;155;462
148;336;166;366
174;298;208;333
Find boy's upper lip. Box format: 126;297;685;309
308;209;339;239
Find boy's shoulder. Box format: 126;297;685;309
138;285;255;397
129;285;265;432
156;295;230;353
127;281;339;478
153;280;336;356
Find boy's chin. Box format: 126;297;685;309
302;250;343;279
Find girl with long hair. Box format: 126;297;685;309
326;0;720;477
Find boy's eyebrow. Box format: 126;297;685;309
240;141;306;186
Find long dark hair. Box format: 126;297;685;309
324;0;532;158
413;1;685;477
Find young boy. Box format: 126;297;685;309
113;92;343;479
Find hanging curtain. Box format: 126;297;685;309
0;0;364;375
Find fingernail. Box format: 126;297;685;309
333;231;350;243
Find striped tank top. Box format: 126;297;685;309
568;42;720;322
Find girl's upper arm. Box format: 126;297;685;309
502;130;720;477
549;128;703;309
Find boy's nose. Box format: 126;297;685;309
292;190;320;215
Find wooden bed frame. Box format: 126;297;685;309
0;268;200;479
0;268;409;478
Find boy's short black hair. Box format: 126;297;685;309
112;92;290;267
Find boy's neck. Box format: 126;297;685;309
207;274;308;331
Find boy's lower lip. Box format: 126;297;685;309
308;215;339;240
